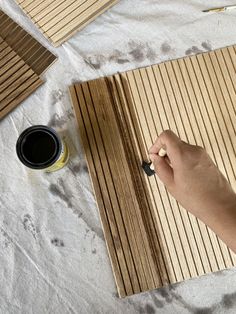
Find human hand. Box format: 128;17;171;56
149;130;236;250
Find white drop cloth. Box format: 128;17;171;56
0;0;236;313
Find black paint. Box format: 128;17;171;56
142;161;155;176
16;125;61;169
51;238;64;247
145;304;155;314
23;131;56;164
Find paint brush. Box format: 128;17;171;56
203;4;236;13
142;148;167;177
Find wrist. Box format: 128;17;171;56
214;192;236;214
202;192;236;233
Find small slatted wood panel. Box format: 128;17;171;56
0;36;42;118
70;45;236;297
15;0;119;47
0;10;57;119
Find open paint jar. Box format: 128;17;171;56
16;125;69;172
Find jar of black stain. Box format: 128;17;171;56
16;125;69;172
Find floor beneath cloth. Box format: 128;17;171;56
0;0;236;313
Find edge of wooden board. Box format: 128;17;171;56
52;0;119;46
68;85;127;298
16;0;119;47
67;44;235;84
0;79;44;120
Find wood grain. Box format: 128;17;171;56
0;10;56;119
70;45;236;297
15;0;119;47
0;10;56;75
0;35;43;119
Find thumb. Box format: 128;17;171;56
149;154;174;187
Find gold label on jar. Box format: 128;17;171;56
45;140;69;172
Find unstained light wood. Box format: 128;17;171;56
70;45;236;297
15;0;119;46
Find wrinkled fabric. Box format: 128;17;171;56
0;0;236;313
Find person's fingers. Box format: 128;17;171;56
150;154;174;187
149;130;182;158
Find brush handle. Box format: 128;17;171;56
159;148;167;157
150;148;167;170
203;5;236;13
226;5;236;11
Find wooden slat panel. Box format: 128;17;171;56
0;11;57;119
15;0;118;46
0;35;43;119
0;10;56;75
70;45;236;297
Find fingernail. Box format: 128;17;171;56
150;163;155;171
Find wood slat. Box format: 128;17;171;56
70;45;236;297
15;0;119;46
0;10;56;75
0;11;57;119
0;35;43;119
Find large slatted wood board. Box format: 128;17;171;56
0;10;56;119
15;0;119;47
70;45;236;297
